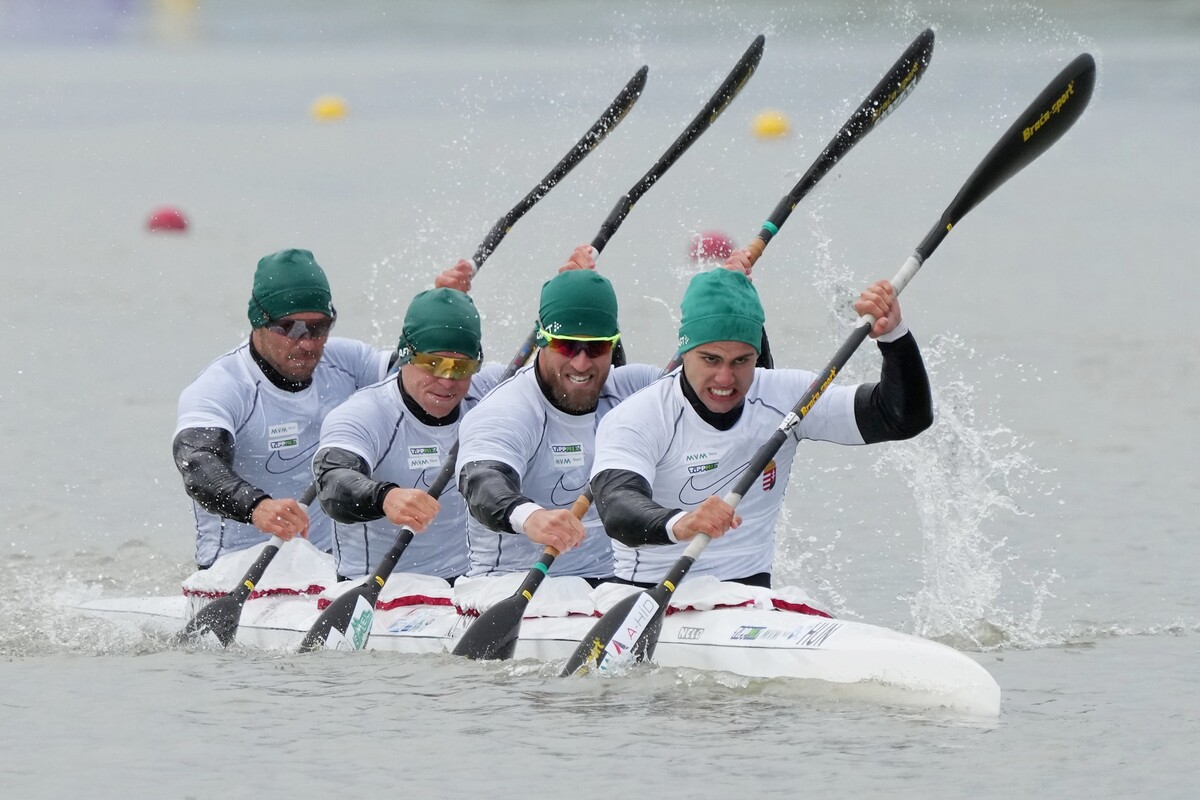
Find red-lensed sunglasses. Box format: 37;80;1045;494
538;329;620;359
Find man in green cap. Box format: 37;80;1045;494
311;287;506;581
173;248;474;568
456;244;661;581
588;249;934;588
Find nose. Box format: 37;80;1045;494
568;350;594;371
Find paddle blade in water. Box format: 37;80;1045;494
297;588;376;652
560;587;667;676
452;594;527;661
177;595;243;647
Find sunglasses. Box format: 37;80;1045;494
265;316;336;341
538;329;621;359
410;352;481;380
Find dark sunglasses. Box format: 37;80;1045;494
265;316;336;340
538;329;620;359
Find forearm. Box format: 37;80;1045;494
591;468;679;546
312;447;396;523
172;427;268;523
853;331;934;443
458;460;533;534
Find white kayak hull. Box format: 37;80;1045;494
75;592;1001;717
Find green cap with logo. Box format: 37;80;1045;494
247;249;335;328
536;270;619;342
677;269;764;354
397;288;483;362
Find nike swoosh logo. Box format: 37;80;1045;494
550;474;588;507
265;442;319;475
677;461;750;505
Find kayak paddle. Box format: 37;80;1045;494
561;52;1098;677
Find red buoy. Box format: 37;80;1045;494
689;230;734;263
147;206;188;232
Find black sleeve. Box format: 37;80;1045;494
312;447;398;524
853;331;934;444
458;460;533;534
172;427;269;523
591;468;680;547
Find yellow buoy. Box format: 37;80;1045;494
751;109;790;139
311;95;348;122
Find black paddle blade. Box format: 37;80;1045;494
297;585;377;652
452;594;527;661
560;586;668;677
919;52;1097;258
177;595;243;647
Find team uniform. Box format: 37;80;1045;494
175;337;390;567
590;367;863;583
313;364;505;580
456;362;662;578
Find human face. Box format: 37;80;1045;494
401;350;477;418
536;332;615;413
681;340;758;415
251;311;333;381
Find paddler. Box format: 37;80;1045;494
455;244;661;584
587;250;934;587
311;286;505;582
172;248;473;568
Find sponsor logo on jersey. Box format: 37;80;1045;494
762;459;777;491
688;462;718;475
550;443;586;469
267;422;300;453
407;444;441;469
268;422;301;453
677;461;750;506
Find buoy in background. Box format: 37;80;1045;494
146;206;188;232
751;109;790;139
311;95;348;122
689;230;735;263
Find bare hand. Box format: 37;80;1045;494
382;487;441;532
251;498;310;541
721;248;754;280
557;244;598;272
672;495;741;542
434;259;476;293
523;508;586;553
854;279;902;338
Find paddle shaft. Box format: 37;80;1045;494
295;72;649;652
505;35;766;376
471;66;648;269
449;493;591;660
662;28;935;373
562;51;1097;676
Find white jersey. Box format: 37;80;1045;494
590;368;864;583
456;362;661;577
176;337;391;566
316;364;505;579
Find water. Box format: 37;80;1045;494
1;0;1197;795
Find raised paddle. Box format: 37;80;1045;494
178;68;645;651
454;29;931;662
295;69;652;653
502;35;766;376
561;52;1098;677
663;28;936;372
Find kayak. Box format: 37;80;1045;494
72;540;1001;717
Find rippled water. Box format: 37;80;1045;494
2;0;1197;796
